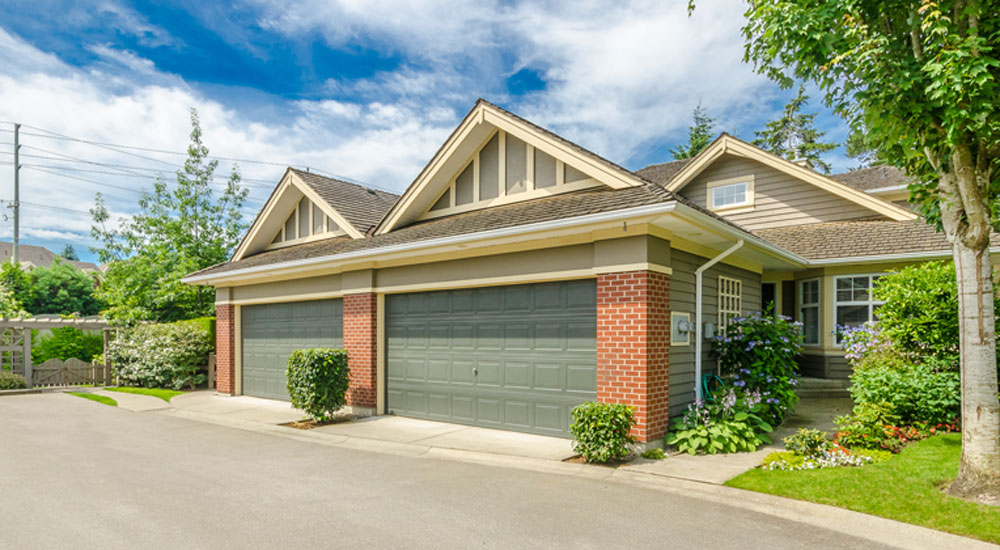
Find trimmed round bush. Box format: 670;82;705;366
0;371;28;390
286;348;350;422
569;401;636;463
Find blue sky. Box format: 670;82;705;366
0;0;854;263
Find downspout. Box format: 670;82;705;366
694;239;744;402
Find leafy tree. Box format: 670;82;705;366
844;125;885;169
90;108;248;324
28;259;102;316
726;0;999;504
752;85;837;173
0;262;33;310
671;102;716;159
59;244;80;261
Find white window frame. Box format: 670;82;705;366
799;278;821;346
833;274;885;342
718;276;742;330
707;175;755;213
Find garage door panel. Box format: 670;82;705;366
241;299;343;401
387;280;596;437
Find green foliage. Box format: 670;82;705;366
783;428;833;458
90;109;249;324
31;327;104;364
834;402;903;453
762;451;805;469
67;392;116;406
286;348;350;423
751;86;837;173
844;125;885;169
0;371;27;390
569;402;636;463
640;448;666;460
0;262;33;311
667;387;773;455
59;244;80;261
713;309;803;425
104;386;183;403
670;102;716;160
27;259;102;316
849;448;893;465
850;362;961;425
108;321;214;389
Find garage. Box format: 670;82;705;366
386;280;597;437
241;299;343;400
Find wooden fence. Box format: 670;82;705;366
29;358;111;388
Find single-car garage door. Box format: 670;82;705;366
386;280;596;437
241;299;343;400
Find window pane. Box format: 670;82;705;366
285;210;297;241
534;149;557;188
564;164;589;184
430;188;451;211
836;304;869;329
801;280;819;305
313;204;324;234
326;215;338;233
505;134;527;194
455;163;474;205
479;133;499;200
271;231;282;244
712;182;748;208
802;306;819;344
298;197;310;238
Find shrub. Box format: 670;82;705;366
286;348;350;423
0;371;27;390
783;428;833;458
667;387;774;455
849;361;960;425
838;322;910;372
108;321;214;389
833;402;903;453
32;327;104;364
713;309;803;425
569;402;636;463
641;448;666;460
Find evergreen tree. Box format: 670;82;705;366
59;244;80;261
670;102;716;160
752;86;837;173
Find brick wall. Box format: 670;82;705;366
215;303;235;395
343;292;378;409
596;270;670;442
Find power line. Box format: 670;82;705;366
23;166;144;195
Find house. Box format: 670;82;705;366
183;99;988;445
0;242;100;272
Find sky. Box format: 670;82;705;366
0;0;857;264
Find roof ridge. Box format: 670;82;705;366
289;167;399;198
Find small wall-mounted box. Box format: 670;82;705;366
671;312;692;346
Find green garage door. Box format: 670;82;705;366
386;280;596;437
241;299;343;400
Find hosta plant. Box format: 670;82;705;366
667;387;773;455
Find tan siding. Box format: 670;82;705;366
669;249;761;417
681;154;885;230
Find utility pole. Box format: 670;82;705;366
11;123;18;265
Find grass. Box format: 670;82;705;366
67;392;117;407
726;434;1000;544
104;387;184;403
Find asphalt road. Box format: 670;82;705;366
0;393;892;550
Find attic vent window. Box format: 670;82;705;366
708;177;754;211
268;195;346;249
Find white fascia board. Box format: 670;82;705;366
670;202;809;265
183;201;684;285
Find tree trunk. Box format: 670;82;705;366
949;242;1000;504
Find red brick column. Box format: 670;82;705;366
596;270;670;442
215;304;235;395
343;292;378;409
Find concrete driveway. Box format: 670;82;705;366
0;394;914;549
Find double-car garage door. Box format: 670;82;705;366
386;280;597;437
241;299;343;400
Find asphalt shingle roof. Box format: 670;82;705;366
634;159;693;186
291;169;399;235
829;165;910;192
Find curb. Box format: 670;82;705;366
0;388;42;397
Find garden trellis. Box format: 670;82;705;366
0;316;112;388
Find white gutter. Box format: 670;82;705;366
183;201;682;284
694;239;744;403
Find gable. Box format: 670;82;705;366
661;134;916;226
376;100;647;235
681;153;888;230
232;170;366;261
419;128;604;220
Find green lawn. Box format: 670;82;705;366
67;392;117;407
104;387;184;403
726;434;999;544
